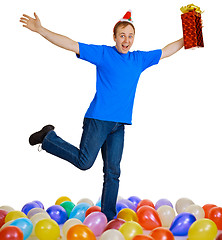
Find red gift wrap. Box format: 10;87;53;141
180;4;204;49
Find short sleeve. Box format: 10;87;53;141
76;42;104;66
139;49;162;72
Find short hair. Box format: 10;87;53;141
113;21;135;37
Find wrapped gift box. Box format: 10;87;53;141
181;5;204;49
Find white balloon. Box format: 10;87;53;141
185;204;205;220
77;198;94;206
99;229;125;240
176;198;194;214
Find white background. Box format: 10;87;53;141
0;0;221;211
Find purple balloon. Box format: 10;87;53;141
128;196;141;207
155;198;173;210
46;205;68;224
21;202;40;215
83;212;107;237
170;212;196;236
117;199;137;212
32;200;44;209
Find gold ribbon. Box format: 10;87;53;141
180;4;203;14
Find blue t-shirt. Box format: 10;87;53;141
77;43;162;124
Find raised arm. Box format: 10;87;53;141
160;38;184;59
20;13;79;54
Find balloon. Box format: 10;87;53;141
83;212;107;237
137;206;162;230
119;221;143;240
155;199;173;210
85;206;101;218
62;218;82;237
46;205;68;224
60;201;75;218
186;204;205;220
32;200;44;209
169;212;196;236
132;235;154;240
216;233;222;240
117;208;138;222
104;218;125;231
99;229;125;240
128;196;141;207
67;224;96;240
10;218;33;240
77;198;94;206
22;202;40;215
202;204;217;218
0;206;14;212
69;203;91;222
175;198;194;214
30;212;50;236
0;226;23;240
188;218;218;240
0;210;8;228
115;202;128;217
95;198;101;207
149;227;174;240
55;196;72;205
137;199;155;211
118;199;137;212
35;219;60;240
5;211;27;223
157;205;176;228
208;207;222;230
27;208;46;219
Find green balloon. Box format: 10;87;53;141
60;201;75;218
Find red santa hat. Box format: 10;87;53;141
114;10;134;31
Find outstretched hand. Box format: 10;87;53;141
20;12;42;33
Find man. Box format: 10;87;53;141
20;10;184;221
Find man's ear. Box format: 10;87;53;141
113;34;117;42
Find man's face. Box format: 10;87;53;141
113;24;135;54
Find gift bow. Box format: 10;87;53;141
180;4;203;14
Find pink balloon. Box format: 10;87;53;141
104;218;125;231
83;212;107;237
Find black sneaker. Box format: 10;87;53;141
29;125;55;146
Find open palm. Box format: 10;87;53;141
20;12;41;32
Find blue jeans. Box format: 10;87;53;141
42;118;125;221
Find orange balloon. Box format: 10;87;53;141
202;204;217;218
137;199;155;211
208;207;222;230
137;206;161;230
149;227;174;240
132;234;155;240
67;224;96;240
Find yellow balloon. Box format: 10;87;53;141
117;208;138;222
119;221;143;240
55;196;72;205
188;219;218;240
5;210;27;223
157;205;176;227
62;218;83;237
35;218;60;240
30;212;50;236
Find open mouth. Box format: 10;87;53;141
122;44;129;50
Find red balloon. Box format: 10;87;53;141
202;204;217;218
85;206;101;218
137;199;155;211
149;227;174;240
0;226;23;240
0;210;8;228
132;234;155;240
137;206;161;230
216;233;222;240
103;218;125;231
208;207;222;230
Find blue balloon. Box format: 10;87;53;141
69;203;91;222
10;218;33;240
114;202;128;218
46;205;68;224
170;212;196;236
95;198;101;207
21;202;40;215
33;200;44;209
128;196;141;207
117;199;137;212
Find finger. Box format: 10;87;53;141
20;19;27;24
20;17;28;22
23;14;33;20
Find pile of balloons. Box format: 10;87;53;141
0;196;222;240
